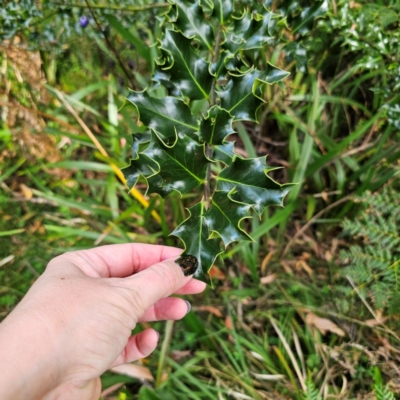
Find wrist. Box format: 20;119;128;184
0;310;62;399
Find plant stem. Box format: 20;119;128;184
155;320;174;387
53;2;170;12
204;25;222;209
84;0;135;88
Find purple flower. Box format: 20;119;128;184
79;16;89;28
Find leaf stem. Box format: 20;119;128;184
204;24;222;208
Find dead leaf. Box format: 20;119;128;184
305;312;345;336
28;218;42;234
260;274;276;285
366;311;387;326
261;251;275;274
101;383;124;398
209;265;226;279
110;363;154;381
296;260;313;276
225;315;233;330
280;261;293;274
195;305;223;317
20;183;33;200
170;350;191;361
325;250;333;262
250;372;285;381
0;255;14;268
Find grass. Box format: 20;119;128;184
1;0;400;399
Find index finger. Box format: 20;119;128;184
68;243;182;278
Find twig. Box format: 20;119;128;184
84;0;135;88
282;195;353;257
58;2;169;12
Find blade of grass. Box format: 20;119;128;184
53;88;161;224
269;315;306;392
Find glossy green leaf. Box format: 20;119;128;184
205;190;253;247
159;30;213;100
198;106;234;144
172;202;223;283
213;141;236;165
286;0;329;35
211;0;233;24
131;131;151;159
284;42;308;73
224;9;278;54
257;63;291;85
122;156;156;189
143;132;209;197
169;0;214;50
126;89;199;144
218;70;263;122
218;65;289;122
216;156;295;216
146;173;170;198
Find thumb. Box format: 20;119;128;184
119;258;193;314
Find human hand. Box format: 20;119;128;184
0;244;205;400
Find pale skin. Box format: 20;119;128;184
0;244;206;400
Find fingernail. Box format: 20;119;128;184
184;300;191;314
156;330;160;343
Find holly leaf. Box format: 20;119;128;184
159;30;213;100
224;9;278;54
146;173;170;198
143;132;209;197
126;89;199;145
169;0;214;50
122;156;156;189
284;42;308;73
281;0;329;35
218;70;262;122
213;141;236;165
257;63;291;85
216;156;295;216
211;0;233;25
198;106;234;144
172;201;223;283
204;190;253;247
131;131;151;159
218;66;290;122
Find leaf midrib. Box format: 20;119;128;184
136;101;199;131
181;4;212;49
163;146;205;184
169;37;210;99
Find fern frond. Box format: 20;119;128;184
374;383;396;400
340;186;400;310
303;380;322;400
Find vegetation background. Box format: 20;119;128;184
0;0;399;399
